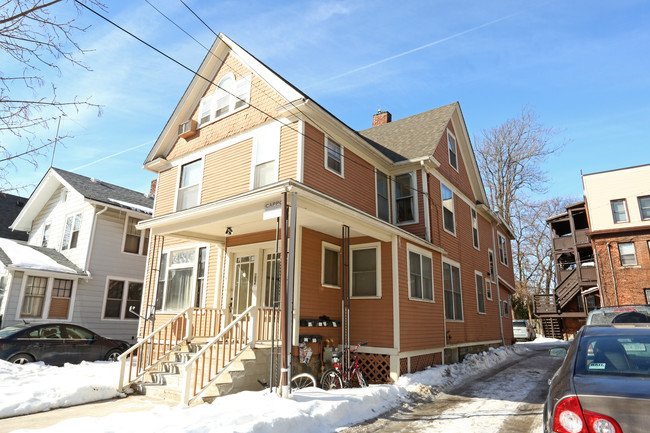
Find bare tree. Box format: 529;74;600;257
475;106;565;227
0;0;104;193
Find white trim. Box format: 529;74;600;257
375;169;391;223
197;73;252;128
324;136;344;178
60;212;82;250
101;276;144;321
392;235;400;354
422;169;431;242
321;241;341;289
350;242;382;299
406;243;434;303
440;182;456;236
121;216;149;256
447;129;459;172
444;339;502;350
474;270;486;314
471;207;480;250
155;243;210;313
442;257;463;322
15;274;77;321
297;120;305;183
174;158;204;213
497;232;509;266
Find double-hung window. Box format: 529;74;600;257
351;244;380;298
177;160;201;211
475;272;486;314
325;138;343;176
448;131;458;170
123;217;150;255
408;248;433;301
21;276;48;318
441;183;455;234
618;242;637;266
443;261;462;320
322;243;340;288
471;208;479;249
253;124;280;189
498;233;509;266
395;173;415;224
48;279;72;319
376;170;390;222
638;196;650;220
62;213;82;250
156;247;207;312
198;74;252;126
20;276;74;319
486;249;495;300
103;279;143;320
610;199;629;223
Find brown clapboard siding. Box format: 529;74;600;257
154;166;178;217
202;138;253;204
225;230;276;248
433;121;475;201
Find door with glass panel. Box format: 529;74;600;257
262;251;281;309
231;255;255;318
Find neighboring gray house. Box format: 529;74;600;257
0;193;28;242
0;168;153;342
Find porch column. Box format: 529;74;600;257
280;192;289;397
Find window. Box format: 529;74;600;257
376;170;390;222
488;250;496;283
502;299;509;317
351;245;380;297
395;173;415;224
62;213;81;250
20;276;48;318
645;289;650;304
611;199;629;223
155;253;167;310
42;224;50;247
408;249;433;301
155;247;206;311
20;276;74;319
639;196;650;220
325;137;343;176
195;247;207;308
322;243;340;288
198;74;251;125
441;183;455;234
123;217;150;255
498;233;508;266
177;160;201;210
475;272;485;314
103;279;143;320
485;281;493;301
448;131;458;170
619;242;637;266
48;279;72;319
471;208;479;249
253;125;280;189
443;261;462;320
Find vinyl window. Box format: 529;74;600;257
395;173;415;224
177;160;201;211
62;213;81;250
638;196;650;220
475;272;486;314
103;278;142;320
351;244;380;298
322;243;340;288
325;138;343;176
408;249;433;301
443;261;463;320
610;199;629;223
123;217;149;255
253;125;280;189
448;131;458;170
376;170;390;222
441;183;455;234
198;74;251;126
471;208;479;249
618;242;637;266
498;233;509;266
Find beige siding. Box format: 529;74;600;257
202;138;253;204
154;166;178;217
279;122;299;181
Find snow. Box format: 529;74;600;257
108;198;153;215
0;340;562;432
0;239;75;274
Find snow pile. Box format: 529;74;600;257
2;344;534;432
0;360;124;418
0;239;74;274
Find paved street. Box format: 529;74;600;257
344;342;567;433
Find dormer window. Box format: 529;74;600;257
198;74;252;126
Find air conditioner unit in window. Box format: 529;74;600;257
178;119;196;138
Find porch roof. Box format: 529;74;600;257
137;180;446;254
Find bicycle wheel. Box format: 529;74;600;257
320;369;343;390
290;373;317;391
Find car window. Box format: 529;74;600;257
513;321;527;327
65;325;94;340
577;334;650;377
40;325;63;339
0;326;25;338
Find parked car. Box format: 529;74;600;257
0;323;129;366
543;324;650;433
586;305;650;325
512;319;536;341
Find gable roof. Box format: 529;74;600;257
0;193;29;241
0;238;87;276
358;103;457;162
10;168;154;232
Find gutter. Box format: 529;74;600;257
84;205;108;276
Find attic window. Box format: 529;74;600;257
198;74;252;126
447;131;458;171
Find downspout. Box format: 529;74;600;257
492;223;505;346
420;163;431;242
605;242;619;306
84;205;108;277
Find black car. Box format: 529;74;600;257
0;323;129;366
543;324;650;433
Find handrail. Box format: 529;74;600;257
181;305;257;405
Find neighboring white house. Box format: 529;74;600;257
0;168;154;343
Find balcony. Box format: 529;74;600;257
575;229;589;245
534;294;558;315
553;236;574;251
579;266;597;282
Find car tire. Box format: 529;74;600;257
104;349;123;362
8;353;35;365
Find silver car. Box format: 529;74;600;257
543;324;650;433
586;305;650;325
512;319;536;341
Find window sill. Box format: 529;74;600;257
198;104;249;129
445;318;464;323
408;297;435;303
321;284;341;290
443;227;456;237
350;296;381;300
324;167;344;178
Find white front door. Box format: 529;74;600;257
231;255;255;317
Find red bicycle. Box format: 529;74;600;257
320;342;368;389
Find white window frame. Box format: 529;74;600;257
250;123;280;189
475;271;486;314
198;73;252;127
155;245;208;312
443;258;463;321
610;199;629;223
441;183;455;235
498;233;509;266
638;196;650;221
350;242;381;299
407;244;434;302
41;223;51;247
61;212;82;250
618;242;637;266
16;275;77;321
488;249;496;283
176;158;203;211
321;242;341;289
375;170;390;222
471;208;480;249
502;299;509;317
447;130;458;171
645;288;650;304
324;137;344;177
393;171;418;225
101;277;144;321
122;216;150;256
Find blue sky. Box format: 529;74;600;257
5;0;650;201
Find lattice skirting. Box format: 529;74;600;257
400;352;443;375
358;353;390;384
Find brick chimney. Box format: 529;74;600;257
150;178;158;196
372;110;392;127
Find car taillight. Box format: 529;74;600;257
527;328;530;332
553;397;622;433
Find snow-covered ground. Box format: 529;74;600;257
1;338;563;432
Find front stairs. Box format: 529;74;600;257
134;341;274;405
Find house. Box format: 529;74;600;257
0;168;153;343
120;33;516;404
0;193;28;242
582;164;650;306
535;163;650;338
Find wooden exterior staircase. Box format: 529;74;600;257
541;317;562;339
118;306;279;405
